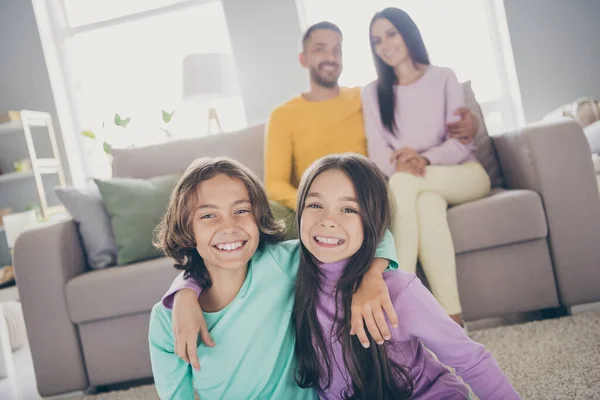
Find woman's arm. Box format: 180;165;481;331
398;278;520;399
149;303;196;400
420;70;475;165
362;84;397;178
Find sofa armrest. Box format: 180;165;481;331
492;119;600;307
13;219;89;396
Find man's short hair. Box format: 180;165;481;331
302;21;343;50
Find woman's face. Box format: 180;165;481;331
191;174;260;273
371;17;410;68
300;169;364;264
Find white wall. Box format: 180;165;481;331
222;0;307;125
0;0;70;179
504;0;600;122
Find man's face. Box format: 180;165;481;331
300;29;343;89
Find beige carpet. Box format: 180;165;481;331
76;311;600;400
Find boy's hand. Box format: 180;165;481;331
350;268;398;348
172;288;215;370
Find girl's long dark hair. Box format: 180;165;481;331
293;154;413;399
370;8;430;134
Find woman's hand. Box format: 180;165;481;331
350;262;399;348
172;288;215;370
391;147;429;177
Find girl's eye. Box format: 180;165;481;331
200;213;216;220
235;209;250;215
306;203;322;209
342;207;358;214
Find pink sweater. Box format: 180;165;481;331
362;65;476;177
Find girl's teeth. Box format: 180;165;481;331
316;237;342;245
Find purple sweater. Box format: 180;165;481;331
315;260;519;400
362;65;476;178
163;265;519;399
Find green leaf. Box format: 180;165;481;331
82;130;96;139
121;117;131;128
114;113;122;126
159;127;173;138
161;109;175;123
103;141;113;155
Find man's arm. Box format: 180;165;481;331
264;109;298;210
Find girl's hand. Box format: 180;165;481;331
172;288;215;370
350;266;399;348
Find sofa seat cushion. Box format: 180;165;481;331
66;257;179;324
448;189;547;254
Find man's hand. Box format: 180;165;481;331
391;147;428;177
172;288;215;370
350;266;399;348
448;106;479;144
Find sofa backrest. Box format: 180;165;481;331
111;124;266;180
112;82;503;187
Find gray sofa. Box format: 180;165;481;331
14;115;600;396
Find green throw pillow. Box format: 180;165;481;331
95;174;180;265
269;201;298;241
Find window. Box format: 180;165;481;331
40;0;246;178
296;0;524;135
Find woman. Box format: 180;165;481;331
362;7;491;326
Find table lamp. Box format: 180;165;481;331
182;53;240;134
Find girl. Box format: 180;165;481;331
148;157;398;399
362;8;492;326
292;153;518;399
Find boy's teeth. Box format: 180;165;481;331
216;241;243;251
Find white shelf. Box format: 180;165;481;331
0;172;34;184
0;121;23;136
0;120;47;136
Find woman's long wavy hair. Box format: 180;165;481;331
154;157;286;288
370;8;430;134
293;154;413;399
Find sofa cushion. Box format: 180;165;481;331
54;185;117;269
448;188;547;254
66;257;180;324
95;174;180;266
463;81;504;188
111;124;265;180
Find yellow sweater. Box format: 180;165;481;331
265;87;366;210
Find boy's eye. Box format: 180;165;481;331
342;207;358;214
306;203;322;209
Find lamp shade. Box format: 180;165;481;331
182;53;240;102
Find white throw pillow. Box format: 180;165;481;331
584;120;600;155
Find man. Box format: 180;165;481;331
265;21;478;211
